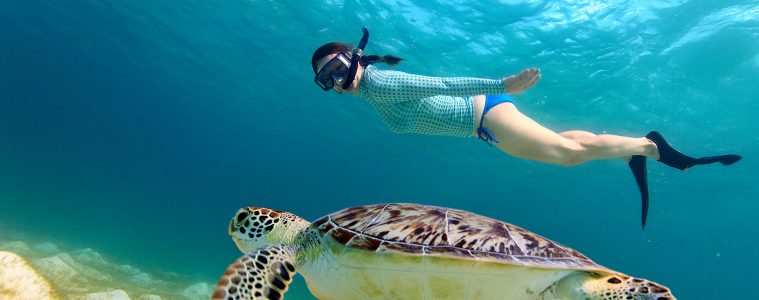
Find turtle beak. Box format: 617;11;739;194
228;220;237;235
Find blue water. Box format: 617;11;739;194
1;0;758;298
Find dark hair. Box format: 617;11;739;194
311;42;404;74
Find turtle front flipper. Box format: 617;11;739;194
548;271;676;300
213;244;297;300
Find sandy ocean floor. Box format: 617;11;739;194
0;232;213;300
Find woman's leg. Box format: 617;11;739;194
558;130;595;140
558;131;628;162
482;104;658;166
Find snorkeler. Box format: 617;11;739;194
312;28;742;229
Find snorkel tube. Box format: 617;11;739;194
341;27;369;90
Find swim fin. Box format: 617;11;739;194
646;131;742;170
628;155;649;229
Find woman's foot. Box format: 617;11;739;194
646;131;742;171
504;68;541;94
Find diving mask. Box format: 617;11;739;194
314;52;352;91
314;28;369;91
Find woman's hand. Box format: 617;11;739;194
503;68;541;94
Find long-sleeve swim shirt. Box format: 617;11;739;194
357;65;506;137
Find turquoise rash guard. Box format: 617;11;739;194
356;65;506;137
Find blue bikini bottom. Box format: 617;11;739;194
477;94;516;145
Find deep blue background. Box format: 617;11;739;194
2;0;758;298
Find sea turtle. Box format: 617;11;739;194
213;203;675;300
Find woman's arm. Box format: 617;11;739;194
361;67;506;103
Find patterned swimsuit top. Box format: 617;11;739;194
357;65;506;137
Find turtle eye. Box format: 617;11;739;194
235;211;250;224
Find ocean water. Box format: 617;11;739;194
1;0;758;298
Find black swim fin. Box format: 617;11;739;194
628;155;649;229
646;131;742;170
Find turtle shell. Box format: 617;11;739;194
311;203;603;270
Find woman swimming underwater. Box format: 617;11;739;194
312;28;742;228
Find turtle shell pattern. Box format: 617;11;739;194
311;203;603;271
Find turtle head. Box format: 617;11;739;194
228;207;310;253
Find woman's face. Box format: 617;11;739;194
315;53;361;94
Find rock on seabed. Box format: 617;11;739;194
68;289;131;300
0;251;58;300
1;239;212;299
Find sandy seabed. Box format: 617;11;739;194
0;235;212;300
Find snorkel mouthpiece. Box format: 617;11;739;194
341;27;369;90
